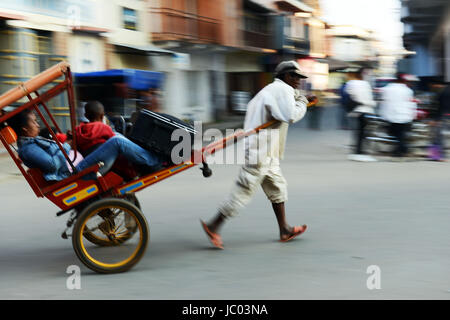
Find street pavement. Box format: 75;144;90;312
0;123;449;300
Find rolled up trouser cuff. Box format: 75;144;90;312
218;164;288;218
268;194;288;204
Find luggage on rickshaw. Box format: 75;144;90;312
128;109;196;163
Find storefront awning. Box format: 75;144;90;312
74;69;165;90
321;58;354;72
245;0;277;13
0;11;24;20
275;0;314;12
71;26;110;34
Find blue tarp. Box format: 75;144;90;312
74;69;165;90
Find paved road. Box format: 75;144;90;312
0;124;449;300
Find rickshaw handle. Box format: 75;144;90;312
198;120;276;177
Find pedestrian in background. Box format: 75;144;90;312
307;88;324;130
130;88;162;125
379;73;417;159
200;61;315;249
345;68;377;162
338;72;356;130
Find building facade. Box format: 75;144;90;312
0;0;109;130
0;0;174;130
0;0;359;126
325;25;379;90
148;0;280;122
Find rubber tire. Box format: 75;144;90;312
72;198;149;274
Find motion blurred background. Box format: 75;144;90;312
0;2;450;298
0;0;447;132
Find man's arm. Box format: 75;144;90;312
266;88;308;124
290;92;308;123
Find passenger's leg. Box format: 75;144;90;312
205;166;264;234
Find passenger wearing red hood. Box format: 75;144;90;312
75;101;115;157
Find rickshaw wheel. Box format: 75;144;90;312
72;198;149;274
82;193;141;247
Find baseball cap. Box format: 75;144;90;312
274;60;308;78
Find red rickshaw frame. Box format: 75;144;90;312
0;62;277;214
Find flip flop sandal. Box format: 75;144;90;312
280;225;307;242
201;220;224;249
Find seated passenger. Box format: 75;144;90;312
9;109;162;181
75;101;115;157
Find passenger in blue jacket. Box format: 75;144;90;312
10;109;162;181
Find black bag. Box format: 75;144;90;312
343;92;360;113
341;83;360;113
128;110;196;164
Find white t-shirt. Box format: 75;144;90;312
243;79;308;165
345;79;376;115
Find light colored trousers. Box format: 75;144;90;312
218;158;288;218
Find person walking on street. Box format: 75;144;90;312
429;82;450;161
345;68;377;162
379;73;417;159
200;61;315;249
338;72;356;130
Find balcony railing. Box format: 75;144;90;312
243;30;273;49
150;8;220;44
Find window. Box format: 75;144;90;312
187;71;200;107
244;14;267;34
81;41;93;71
123;7;138;30
285;16;305;39
37;31;52;55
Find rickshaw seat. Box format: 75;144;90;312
27;163;101;195
45;165;104;194
27;168;54;189
111;155;139;181
27;164;124;202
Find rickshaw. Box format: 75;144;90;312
0;62;285;274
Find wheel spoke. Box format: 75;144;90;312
113;220;125;233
